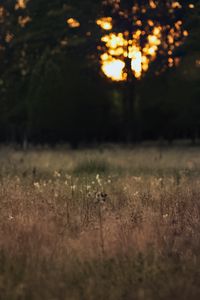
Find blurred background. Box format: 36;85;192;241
0;0;200;146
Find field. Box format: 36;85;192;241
0;145;200;300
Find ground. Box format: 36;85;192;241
0;145;200;300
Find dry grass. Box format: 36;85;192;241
0;145;200;300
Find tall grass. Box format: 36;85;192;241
0;146;200;299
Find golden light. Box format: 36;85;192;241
18;15;31;27
0;5;5;23
67;18;80;28
149;1;157;9
183;30;189;37
172;2;182;9
97;1;194;82
189;3;195;8
5;32;14;43
15;0;27;10
196;59;200;67
101;55;126;81
96;17;113;30
97;22;162;81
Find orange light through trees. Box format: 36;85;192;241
15;0;27;10
96;17;113;30
67;18;80;28
97;0;194;82
99;26;161;81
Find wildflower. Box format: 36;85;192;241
54;171;61;178
163;214;169;218
133;176;142;182
15;176;20;183
34;182;40;189
123;186;128;192
96;174;102;186
71;185;76;191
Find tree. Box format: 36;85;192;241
96;0;196;141
0;0;199;144
0;0;90;144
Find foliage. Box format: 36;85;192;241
0;1;200;144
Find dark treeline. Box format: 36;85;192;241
0;0;200;146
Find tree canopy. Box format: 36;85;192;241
0;0;199;145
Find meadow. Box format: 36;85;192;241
0;145;200;300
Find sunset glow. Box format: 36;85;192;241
96;17;113;30
67;18;80;28
97;1;194;81
98;23;162;81
15;0;27;10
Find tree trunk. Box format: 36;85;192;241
123;52;136;143
123;79;135;142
